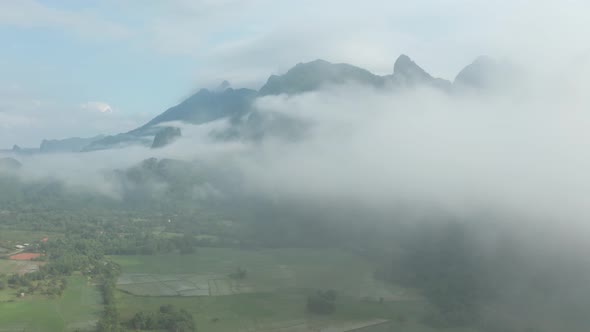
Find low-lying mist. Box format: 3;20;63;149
4;58;590;235
3;57;590;331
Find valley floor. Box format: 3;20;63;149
111;248;480;332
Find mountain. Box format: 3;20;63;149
454;56;515;90
151;127;182;149
6;145;39;155
224;55;451;141
215;80;231;92
80;55;498;151
135;87;256;132
258;55;450;97
82;132;152;151
40;135;105;153
86;86;257;151
258;59;386;96
390;54;452;90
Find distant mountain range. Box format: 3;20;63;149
40;135;106;153
8;54;511;153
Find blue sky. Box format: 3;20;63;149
0;1;196;124
1;0;589;146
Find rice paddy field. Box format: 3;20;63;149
112;248;414;299
0;276;102;332
111;248;480;332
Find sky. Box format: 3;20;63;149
1;0;589;147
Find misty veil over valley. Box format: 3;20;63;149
1;1;590;332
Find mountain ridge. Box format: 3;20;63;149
30;54;508;152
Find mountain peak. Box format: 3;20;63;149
394;54;412;71
216;80;232;92
259;59;384;96
296;59;331;67
472;55;494;66
454;55;501;88
393;54;431;80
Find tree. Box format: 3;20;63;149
229;267;247;279
307;290;337;314
160;304;174;314
128;305;196;331
398;222;488;327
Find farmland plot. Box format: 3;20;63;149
112;248;412;301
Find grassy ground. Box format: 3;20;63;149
112;248;481;332
0;276;101;332
0;259;24;274
117;289;432;332
111;248;414;299
116;289;479;332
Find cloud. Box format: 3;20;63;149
4;1;590;234
129;0;487;86
104;0;586;89
12;56;590;241
0;85;148;147
81;101;114;114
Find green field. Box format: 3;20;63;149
112;248;414;299
0;276;102;332
117;290;444;332
111;248;480;332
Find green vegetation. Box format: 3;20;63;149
307;290;337;314
128;304;195;331
111;248;411;299
0;208;487;332
228;266;247;280
110;248;435;331
95;262;121;332
0;276;101;332
0;260;39;275
2;166;584;332
115;290;478;332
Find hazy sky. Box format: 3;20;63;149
1;0;589;146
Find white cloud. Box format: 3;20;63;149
81;101;114;114
6;61;590;245
125;0;490;86
109;0;588;88
0;86;148;147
